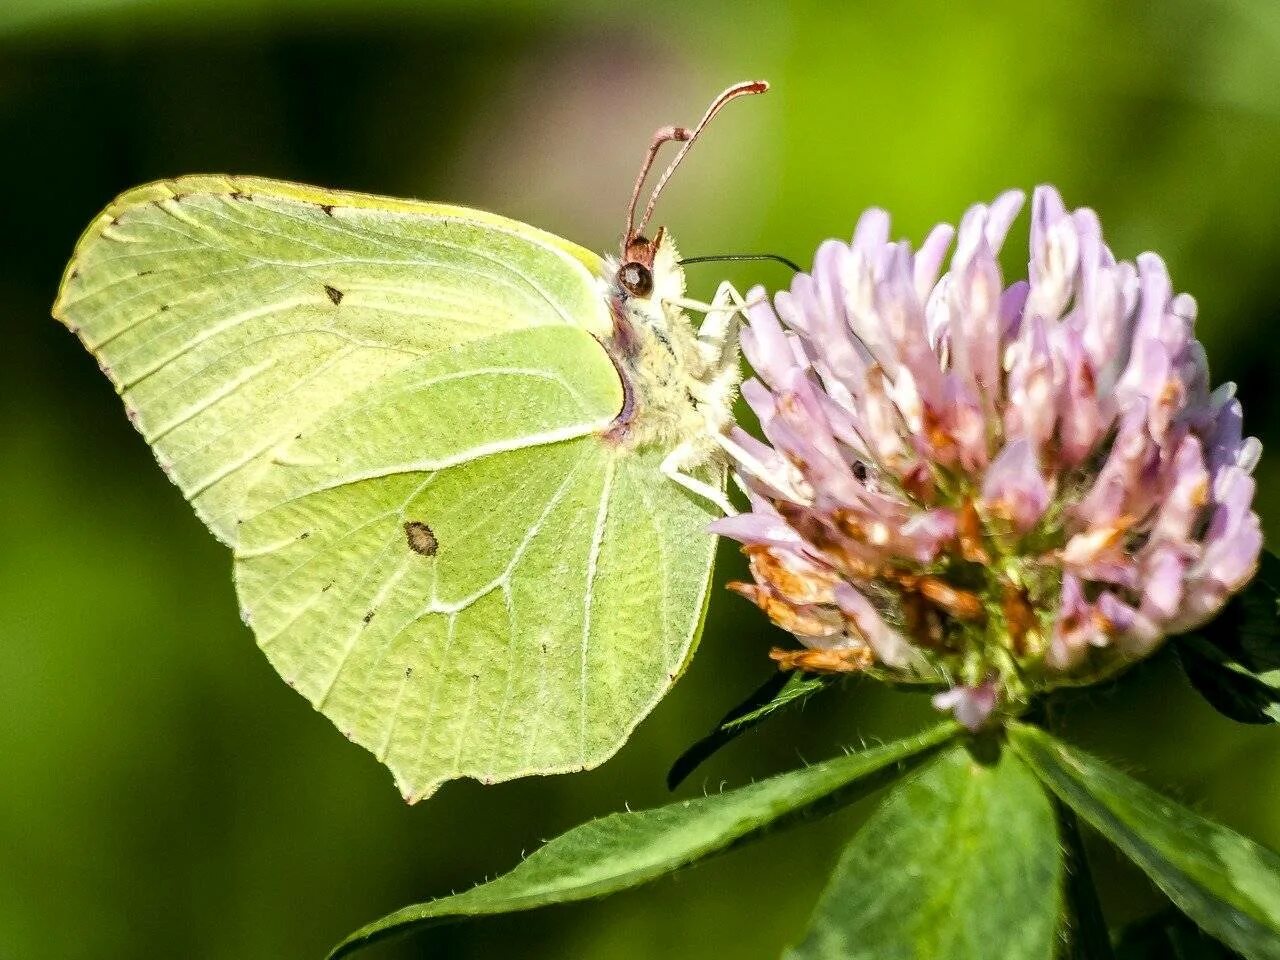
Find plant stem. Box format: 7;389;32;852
1030;694;1114;959
1055;794;1115;960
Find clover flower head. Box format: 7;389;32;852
713;186;1262;728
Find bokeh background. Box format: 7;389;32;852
3;2;1280;957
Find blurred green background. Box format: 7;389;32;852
3;1;1280;957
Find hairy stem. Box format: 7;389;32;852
1027;695;1114;959
1055;794;1115;960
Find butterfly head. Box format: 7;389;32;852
616;232;658;299
615;226;684;306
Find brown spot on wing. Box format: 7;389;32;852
404;520;438;557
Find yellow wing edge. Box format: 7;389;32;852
52;173;607;323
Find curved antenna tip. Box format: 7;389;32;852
623;80;770;249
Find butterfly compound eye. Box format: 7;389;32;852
618;261;653;297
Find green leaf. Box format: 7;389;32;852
328;722;958;959
1009;723;1280;960
666;671;834;790
1178;636;1280;724
1115;908;1244;960
1178;549;1280;725
723;673;833;732
786;742;1062;960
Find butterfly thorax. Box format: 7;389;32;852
599;234;740;471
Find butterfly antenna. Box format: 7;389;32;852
624;80;768;246
624;129;687;248
679;253;802;273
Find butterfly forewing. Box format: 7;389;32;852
54;176;611;544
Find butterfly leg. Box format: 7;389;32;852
713;430;810;504
656;283;754;517
663;281;763;320
688;285;747;454
660;445;737;517
664;280;746;318
661;295;724;314
692;281;746;368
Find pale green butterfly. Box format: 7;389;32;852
53;81;766;802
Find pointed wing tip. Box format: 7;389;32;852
396;776;441;806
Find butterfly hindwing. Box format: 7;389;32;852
235;326;619;798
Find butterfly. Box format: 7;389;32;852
53;81;765;802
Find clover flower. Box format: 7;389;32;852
713;186;1262;727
